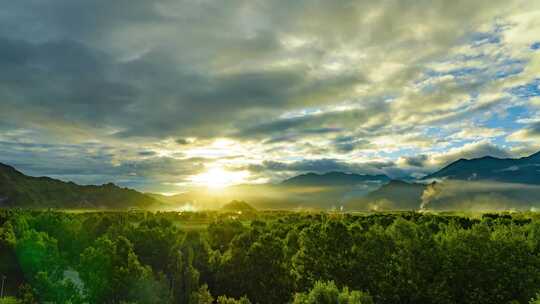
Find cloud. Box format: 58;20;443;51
246;158;395;182
398;155;429;167
449;126;506;141
430;141;512;167
1;0;540;192
0;0;527;140
0;137;208;192
332;136;372;153
508;122;540;143
175;138;193;145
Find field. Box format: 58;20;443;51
2;209;540;303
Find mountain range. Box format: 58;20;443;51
281;172;390;186
0;163;159;208
1;150;540;210
354;150;540;211
423;151;540;184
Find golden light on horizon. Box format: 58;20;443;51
190;167;249;189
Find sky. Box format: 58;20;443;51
1;0;540;194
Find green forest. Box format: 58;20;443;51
2;210;540;304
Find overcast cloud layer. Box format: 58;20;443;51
1;0;540;193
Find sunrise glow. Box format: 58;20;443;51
190;167;249;189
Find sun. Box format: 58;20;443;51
190;167;249;189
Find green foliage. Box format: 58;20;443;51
13;228;82;303
0;221;16;248
530;293;540;304
125;217;180;273
79;236;167;303
293;220;353;290
293;281;373;304
214;229;293;303
190;284;214;304
216;295;251;304
32;271;83;304
207;219;245;252
0;297;22;304
15;230;60;279
3;210;540;303
17;284;37;304
170;237;200;304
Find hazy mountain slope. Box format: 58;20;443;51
147;192;193;206
224;173;390;209
0;162;159;208
420;180;540;211
146;172;391;210
424;151;540;184
345;180;426;211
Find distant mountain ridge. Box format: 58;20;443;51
423;151;540;184
358;150;540;211
3;149;540;210
281;171;390;187
0;162;159;208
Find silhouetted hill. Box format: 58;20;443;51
424;150;540;184
281;171;390;187
0;162;159;208
221;200;256;212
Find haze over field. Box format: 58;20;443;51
3;150;540;211
0;1;540;197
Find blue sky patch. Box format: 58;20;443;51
509;79;540;99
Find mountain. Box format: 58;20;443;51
281;171;390;187
424;151;540;184
0;162;159;208
345;180;426;211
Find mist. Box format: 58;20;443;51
420;180;540;211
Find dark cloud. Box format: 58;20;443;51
332;136;372;153
0;0;516;141
239;114;345;139
438;142;512;165
236;102;390;141
0;139;206;191
524;122;540;135
0;1;165;42
401;155;429;167
138;151;157;157
0;37;135;132
248;159;393;176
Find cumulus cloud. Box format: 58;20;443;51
430;141;513;167
508;122;540;143
239;158;402;182
1;0;540;192
398;155;429;168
